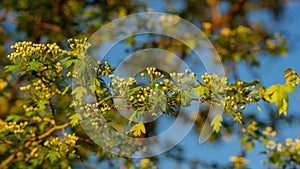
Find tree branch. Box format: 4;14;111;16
207;0;222;26
0;122;70;168
212;0;248;29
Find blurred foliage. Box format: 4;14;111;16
0;0;299;169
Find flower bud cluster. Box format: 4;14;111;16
264;137;300;164
44;133;78;153
68;38;89;51
32;79;54;100
246;121;257;134
201;73;227;93
159;14;180;24
55;62;63;73
97;61;115;77
7;41;65;63
25;147;40;161
131;87;151;103
78;103;99;117
22;105;39;112
110;76;137;96
136;158;157;169
262;127;277;137
169;70;196;89
230;156;248;165
145;67;165;82
225;80;262;117
1;121;28;134
20;84;31;91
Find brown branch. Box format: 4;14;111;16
48;98;57;125
38;122;70;140
0;122;70;168
3;15;62;34
112;96;207;110
41;23;63;33
77;137;96;145
0;10;8;22
211;0;248;29
207;0;222;26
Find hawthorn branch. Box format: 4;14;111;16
41;22;63;33
3;16;63;33
211;0;248;29
34;75;58;125
0;10;8;22
48;98;56;123
0;122;70;168
77;137;96;145
207;0;222;26
38;122;70;140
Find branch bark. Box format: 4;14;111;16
207;0;222;26
211;0;248;29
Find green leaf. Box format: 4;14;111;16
95;78;101;87
211;114;222;133
279;99;288;115
233;52;242;61
128;111;137;124
180;90;193;106
5;64;22;72
246;141;254;152
46;151;61;162
284;68;294;78
68;153;77;160
264;84;295;116
71;86;88;100
27;61;44;71
62;58;77;68
0;143;10;154
239;136;248;145
264;85;278;102
124;36;135;46
284;68;300;87
29;158;40;167
261;138;269;146
18;70;27;76
186;39;196;49
61;85;71;95
69;114;82;126
5;114;24;122
37;100;48;111
282;85;296;93
193;86;209;96
128;86;142;96
130;122;146;137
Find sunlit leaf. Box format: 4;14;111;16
211;114;223;133
193;86;209;96
264;84;296;116
46;151;61;162
130;122;146;137
4;64;22;72
69;114;82;126
71;86;88;100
